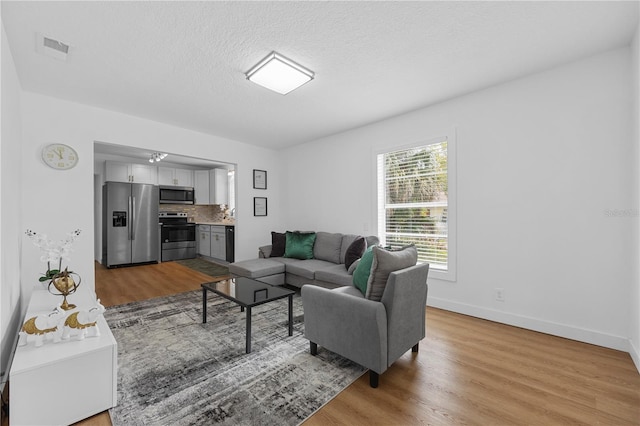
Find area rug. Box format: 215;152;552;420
105;290;366;425
175;257;230;278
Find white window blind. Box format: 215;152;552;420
377;139;449;270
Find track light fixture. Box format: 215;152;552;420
149;152;168;163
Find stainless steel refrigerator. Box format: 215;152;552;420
103;182;159;267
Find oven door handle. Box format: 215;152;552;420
161;224;196;228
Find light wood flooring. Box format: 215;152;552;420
72;261;639;426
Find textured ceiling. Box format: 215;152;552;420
2;1;639;150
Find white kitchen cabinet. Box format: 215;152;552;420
158;167;194;187
105;161;130;182
175;168;194;187
131;164;157;184
105;161;157;184
194;169;228;205
197;225;225;261
194;170;210;204
210;226;226;261
210;169;229;205
198;225;211;257
158;167;173;185
10;289;117;425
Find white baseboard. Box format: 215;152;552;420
629;339;640;374
427;297;628;352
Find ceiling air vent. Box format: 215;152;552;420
43;37;69;54
36;33;70;61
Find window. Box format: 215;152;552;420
377;135;456;280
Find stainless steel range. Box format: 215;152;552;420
159;212;196;261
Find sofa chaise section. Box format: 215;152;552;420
229;232;377;289
227;258;287;286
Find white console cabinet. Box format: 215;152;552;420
10;289;117;426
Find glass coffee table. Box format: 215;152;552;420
201;277;295;354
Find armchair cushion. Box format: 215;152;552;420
333;285;366;298
365;245;418;301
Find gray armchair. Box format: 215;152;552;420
301;263;429;387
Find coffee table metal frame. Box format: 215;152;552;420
201;277;295;354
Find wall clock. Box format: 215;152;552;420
42;143;79;170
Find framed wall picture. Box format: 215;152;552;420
253;169;267;189
254;197;267;216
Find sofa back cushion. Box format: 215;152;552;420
313;232;343;264
284;231;317;260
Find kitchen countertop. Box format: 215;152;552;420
195;221;235;226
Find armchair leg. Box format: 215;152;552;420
412;342;419;353
310;341;318;356
369;371;379;388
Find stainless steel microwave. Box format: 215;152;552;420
159;186;195;204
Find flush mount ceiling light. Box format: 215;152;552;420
245;52;314;95
149;152;168;163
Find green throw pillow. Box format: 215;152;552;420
353;245;375;295
284;231;317;260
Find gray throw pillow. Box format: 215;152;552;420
365;235;380;247
347;258;360;275
365;245;418;301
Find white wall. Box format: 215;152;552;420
0;21;24;386
20;92;285;302
631;22;640;371
283;47;635;352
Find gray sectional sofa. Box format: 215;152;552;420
229;232;379;289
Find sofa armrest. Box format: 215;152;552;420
258;245;272;258
302;285;388;374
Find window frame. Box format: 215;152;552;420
375;131;457;282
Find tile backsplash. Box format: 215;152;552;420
160;204;232;223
